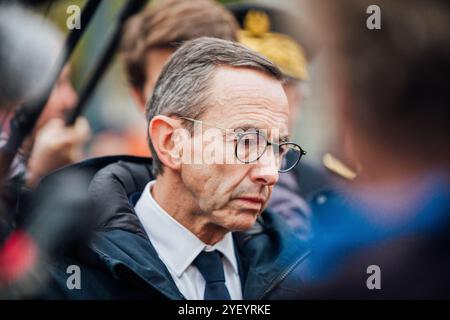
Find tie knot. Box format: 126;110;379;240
193;250;226;283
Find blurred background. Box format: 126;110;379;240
7;0;333;164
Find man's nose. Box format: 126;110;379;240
248;149;279;186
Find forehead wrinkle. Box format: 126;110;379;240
216;76;287;107
214;93;288;117
205;67;289;134
208;96;289;135
218;92;287;111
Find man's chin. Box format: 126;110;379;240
225;210;260;232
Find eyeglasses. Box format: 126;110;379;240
179;117;306;173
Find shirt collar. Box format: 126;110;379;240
134;181;239;278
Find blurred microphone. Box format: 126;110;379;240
0;171;92;299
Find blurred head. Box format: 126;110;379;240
120;0;239;109
308;0;450;182
34;64;77;131
147;37;287;232
0;5;62;113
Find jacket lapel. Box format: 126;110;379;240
89;229;185;300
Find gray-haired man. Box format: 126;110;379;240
44;37;309;300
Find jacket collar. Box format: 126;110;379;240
88;210;310;300
89;228;185;300
235;209;310;299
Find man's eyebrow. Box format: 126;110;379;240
231;123;262;132
229;123;290;141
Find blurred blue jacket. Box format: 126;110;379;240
299;173;450;299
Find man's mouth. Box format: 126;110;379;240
232;196;266;210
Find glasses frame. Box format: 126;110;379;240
179;116;306;173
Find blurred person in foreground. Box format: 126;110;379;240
22;64;90;189
298;0;450;299
43;38;309;300
7;63;91;190
0;4;65;238
0;11;90;190
90;0;239;157
0;5;92;298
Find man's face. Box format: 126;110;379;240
35;64;77;130
179;66;289;232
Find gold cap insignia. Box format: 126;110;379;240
244;10;270;36
238;9;308;81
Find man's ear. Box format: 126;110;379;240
129;86;147;112
149;115;183;171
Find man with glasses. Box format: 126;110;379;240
42;37;309;299
175;116;305;173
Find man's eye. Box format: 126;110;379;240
241;137;252;149
277;144;289;156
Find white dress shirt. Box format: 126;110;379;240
134;181;243;300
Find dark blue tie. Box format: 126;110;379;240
193;250;231;300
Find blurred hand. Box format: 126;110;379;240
26;117;91;188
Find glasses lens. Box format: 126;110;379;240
236;132;267;163
279;143;303;172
